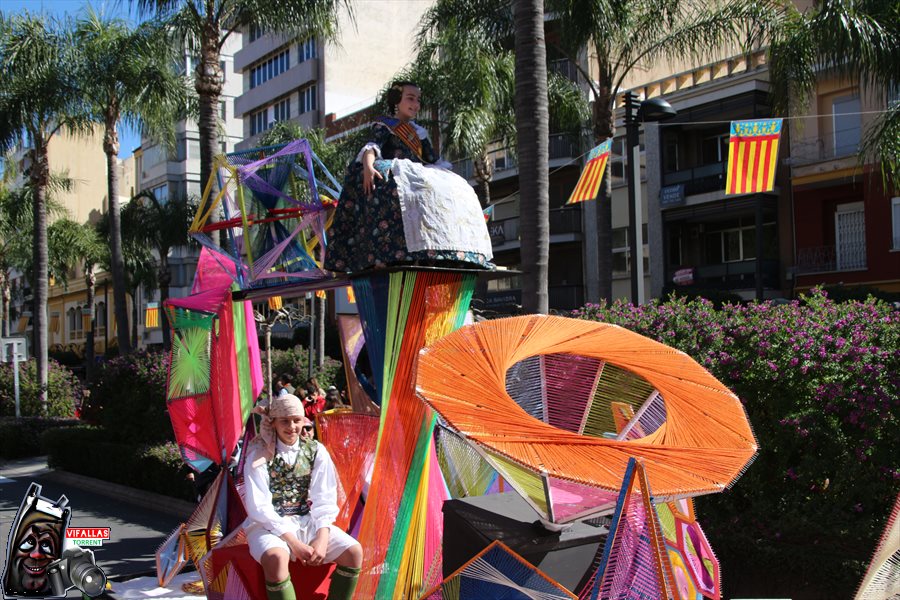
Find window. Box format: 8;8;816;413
67;307;76;336
835;202;866;270
273;97;290;122
701;133;729;165
250;107;270;136
892;197;900;251
220;101;227;120
220;141;228;154
219;60;226;83
151;183;169;205
250;49;290;89
249;23;265;42
663;135;679;172
299;85;317;114
612;225;650;276
298;38;316;63
704;218;777;264
95;302;107;329
832;95;861;157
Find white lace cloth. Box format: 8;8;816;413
389;159;493;258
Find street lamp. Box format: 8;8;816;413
624;93;677;304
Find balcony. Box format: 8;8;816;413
790;130;861;167
663;162;726;197
796;244;867;274
452;133;579;181
487;207;583;249
668;259;779;290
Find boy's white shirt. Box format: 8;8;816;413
243;438;340;538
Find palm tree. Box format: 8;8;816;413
122;191;196;351
0;13;89;412
413;7;587;209
46;219;107;381
422;0;786;302
513;0;551;314
131;0;352;244
75;10;192;356
767;0;900;191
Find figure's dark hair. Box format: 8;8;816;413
386;80;418;115
279;372;292;384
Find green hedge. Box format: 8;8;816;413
0;359;81;418
42;426;195;502
0;417;81;459
82;350;172;444
572;288;899;599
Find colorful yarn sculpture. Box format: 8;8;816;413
855;492;900;599
587;458;676;599
416;315;758;524
155;524;187;587
164;250;263;472
190;140;341;291
351;269;476;599
419;540;577;600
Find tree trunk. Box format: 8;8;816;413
158;255;172;352
84;268;96;382
594;58;616;303
30;134;50;413
474;150;493;207
105;115;132;354
513;0;549;314
196;20;224;247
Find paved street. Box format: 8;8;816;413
0;456;190;596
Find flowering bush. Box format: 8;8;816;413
268;346;344;392
0;359;81;418
572;289;900;598
82;350;172;444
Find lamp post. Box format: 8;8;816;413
624;93;677;304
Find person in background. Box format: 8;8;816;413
302;378;326;420
324;386;346;411
278;373;295;397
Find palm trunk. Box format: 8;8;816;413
196;23;223;248
513;0;549;314
84;268;96;382
158;255;172;352
30;134;50;413
594;59;615;303
105;116;132;354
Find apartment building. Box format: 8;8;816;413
8;127;134;357
233;1;433;151
132;38;244;348
789;76;900;293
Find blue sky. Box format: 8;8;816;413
3;0;150;158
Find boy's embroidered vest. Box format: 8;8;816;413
267;440;318;517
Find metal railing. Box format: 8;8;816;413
790;128;862;166
796;243;867;274
663;162;726;196
451;133;579;180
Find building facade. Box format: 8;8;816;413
233;1;433;150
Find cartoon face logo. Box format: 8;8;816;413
7;520;62;594
2;483;69;599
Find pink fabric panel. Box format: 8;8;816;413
544;353;602;433
243;301;263;400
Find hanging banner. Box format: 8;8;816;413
567;139;612;204
725;118;782;195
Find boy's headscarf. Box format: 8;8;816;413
255;394;306;458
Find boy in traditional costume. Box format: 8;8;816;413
325;81;493;272
242;394;362;600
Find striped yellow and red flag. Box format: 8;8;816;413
145;302;159;328
725;119;783;195
567;139;612;204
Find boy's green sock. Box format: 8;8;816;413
265;576;296;600
328;565;360;600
